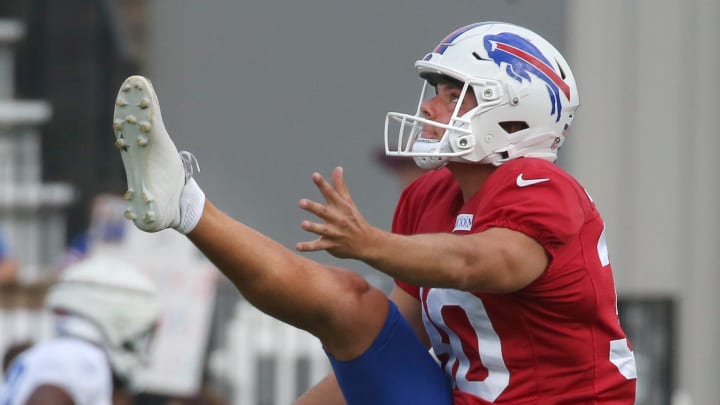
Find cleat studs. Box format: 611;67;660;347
123;190;134;200
141;192;153;203
139;121;151;133
122;84;131;92
116;97;128;107
137;135;149;146
114;138;127;149
126;115;137;124
144;211;155;223
139;98;150;109
124;209;136;220
134;82;143;90
112;119;123;130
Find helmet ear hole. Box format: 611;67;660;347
498;121;529;134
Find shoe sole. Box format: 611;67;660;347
112;75;163;230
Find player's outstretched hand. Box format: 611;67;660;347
296;167;378;260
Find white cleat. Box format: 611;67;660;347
112;75;188;232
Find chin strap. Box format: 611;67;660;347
410;138;451;169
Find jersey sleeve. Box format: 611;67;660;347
473;165;586;259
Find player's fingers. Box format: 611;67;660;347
311;172;343;204
331;167;352;200
298;198;334;221
300;220;335;237
295;237;337;252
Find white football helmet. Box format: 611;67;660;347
46;256;161;385
385;21;580;169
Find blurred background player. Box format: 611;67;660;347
0;256;161;405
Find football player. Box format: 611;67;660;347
112;21;636;405
298;21;637;404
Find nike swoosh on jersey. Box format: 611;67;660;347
516;173;550;187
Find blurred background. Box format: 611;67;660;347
0;0;717;404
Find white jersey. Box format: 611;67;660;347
0;337;113;405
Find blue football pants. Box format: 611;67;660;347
328;300;453;405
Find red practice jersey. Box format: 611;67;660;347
394;158;637;404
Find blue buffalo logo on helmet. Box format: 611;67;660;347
484;32;570;122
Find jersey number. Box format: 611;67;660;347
422;289;509;402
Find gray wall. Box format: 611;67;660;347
145;0;566;286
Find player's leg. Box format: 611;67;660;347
177;195;454;405
187;194;452;405
188;199;388;357
112;75;451;403
113;74;380;357
327;300;453;405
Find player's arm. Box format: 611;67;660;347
364;227;547;293
293;286;428;405
297;167;548;293
26;385;74;405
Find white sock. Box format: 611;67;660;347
174;178;205;234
